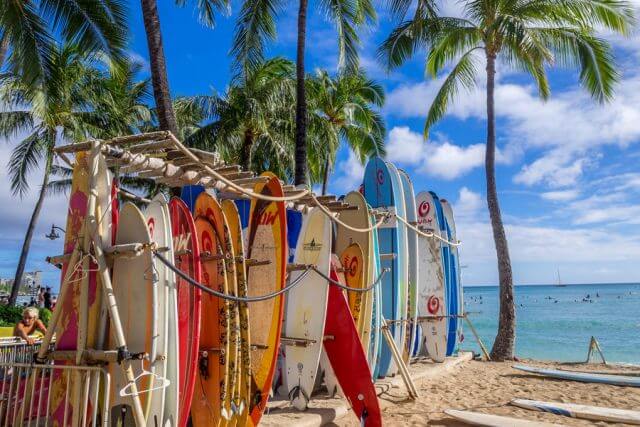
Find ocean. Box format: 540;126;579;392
461;283;640;364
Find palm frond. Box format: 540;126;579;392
0;111;35;139
174;0;231;28
425;48;480;137
8;129;48;197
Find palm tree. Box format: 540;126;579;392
0;46;151;305
379;0;633;360
0;0;127;84
186;57;297;178
306;69;386;194
139;0;230;136
232;0;376;186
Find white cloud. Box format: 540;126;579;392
330;151;365;193
540;189;581;202
454;187;484;220
386;126;509;180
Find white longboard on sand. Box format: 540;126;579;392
513;364;640;387
444;409;563;427
511;398;640;425
283;208;332;410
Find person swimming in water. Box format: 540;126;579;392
13;307;47;345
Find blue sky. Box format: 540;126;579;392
3;1;640;289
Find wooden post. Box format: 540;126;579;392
463;314;491;361
380;316;420;399
86;142;146;426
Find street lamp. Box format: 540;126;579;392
45;224;66;240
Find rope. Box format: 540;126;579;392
309;193;389;233
166;135;311;203
155;252;312;302
310;266;389;293
154;252;388;299
395;214;461;247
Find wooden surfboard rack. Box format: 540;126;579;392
280;337;317;347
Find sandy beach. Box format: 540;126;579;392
334;358;640;426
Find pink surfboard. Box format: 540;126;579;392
323;262;381;426
169;197;202;427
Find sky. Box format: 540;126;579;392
3;1;640;289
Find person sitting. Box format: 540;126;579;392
13;307;47;345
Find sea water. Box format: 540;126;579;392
462;283;640;364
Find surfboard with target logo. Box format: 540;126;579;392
415;191;447;362
362;156;404;377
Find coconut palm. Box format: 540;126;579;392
307;69;386;194
0;45;151;305
139;0;230;136
185;57;297;179
232;0;376;186
379;0;634;360
0;0;127;84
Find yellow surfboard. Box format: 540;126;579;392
221;200;251;427
341;243;365;334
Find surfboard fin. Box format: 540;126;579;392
288;385;310;411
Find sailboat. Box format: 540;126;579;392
556;268;567;287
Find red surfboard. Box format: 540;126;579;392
324;261;382;426
169;198;202;427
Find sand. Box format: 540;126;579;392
336;358;640;426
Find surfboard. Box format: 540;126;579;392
334;191;374;355
169;197;202;427
221;200;252;426
369;217;383;378
444;409;562;426
385;162;410;364
180;185;205;212
323;259;381;426
362;156;403;377
246;173;287;425
429;192;454;357
157;194;180;427
284;207;331;410
511;398;640;425
319;255;344;398
415;191;447;362
144;196;173;426
194;192;240;424
398;169;420;358
191;215;228;426
513;365;640;387
50;152;111;425
109;203;157;424
340;243;365;338
441;199;462;355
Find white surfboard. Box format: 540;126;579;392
511;398;640;425
158;195;179;427
445;409;563;427
415;191;447;362
145;195;177;426
284;207;332;410
513;364;640;387
109;203;159;423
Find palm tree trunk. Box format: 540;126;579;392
321;157;330;195
241;130;253;171
294;0;309;186
485;53;516;361
0;34;9;71
141;0;179;137
10;152;53;306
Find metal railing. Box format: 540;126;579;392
0;339;110;427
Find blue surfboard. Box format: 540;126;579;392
363;157;404;377
370;212;383;379
441;199;462;354
286;210;303;263
180;185;205;212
